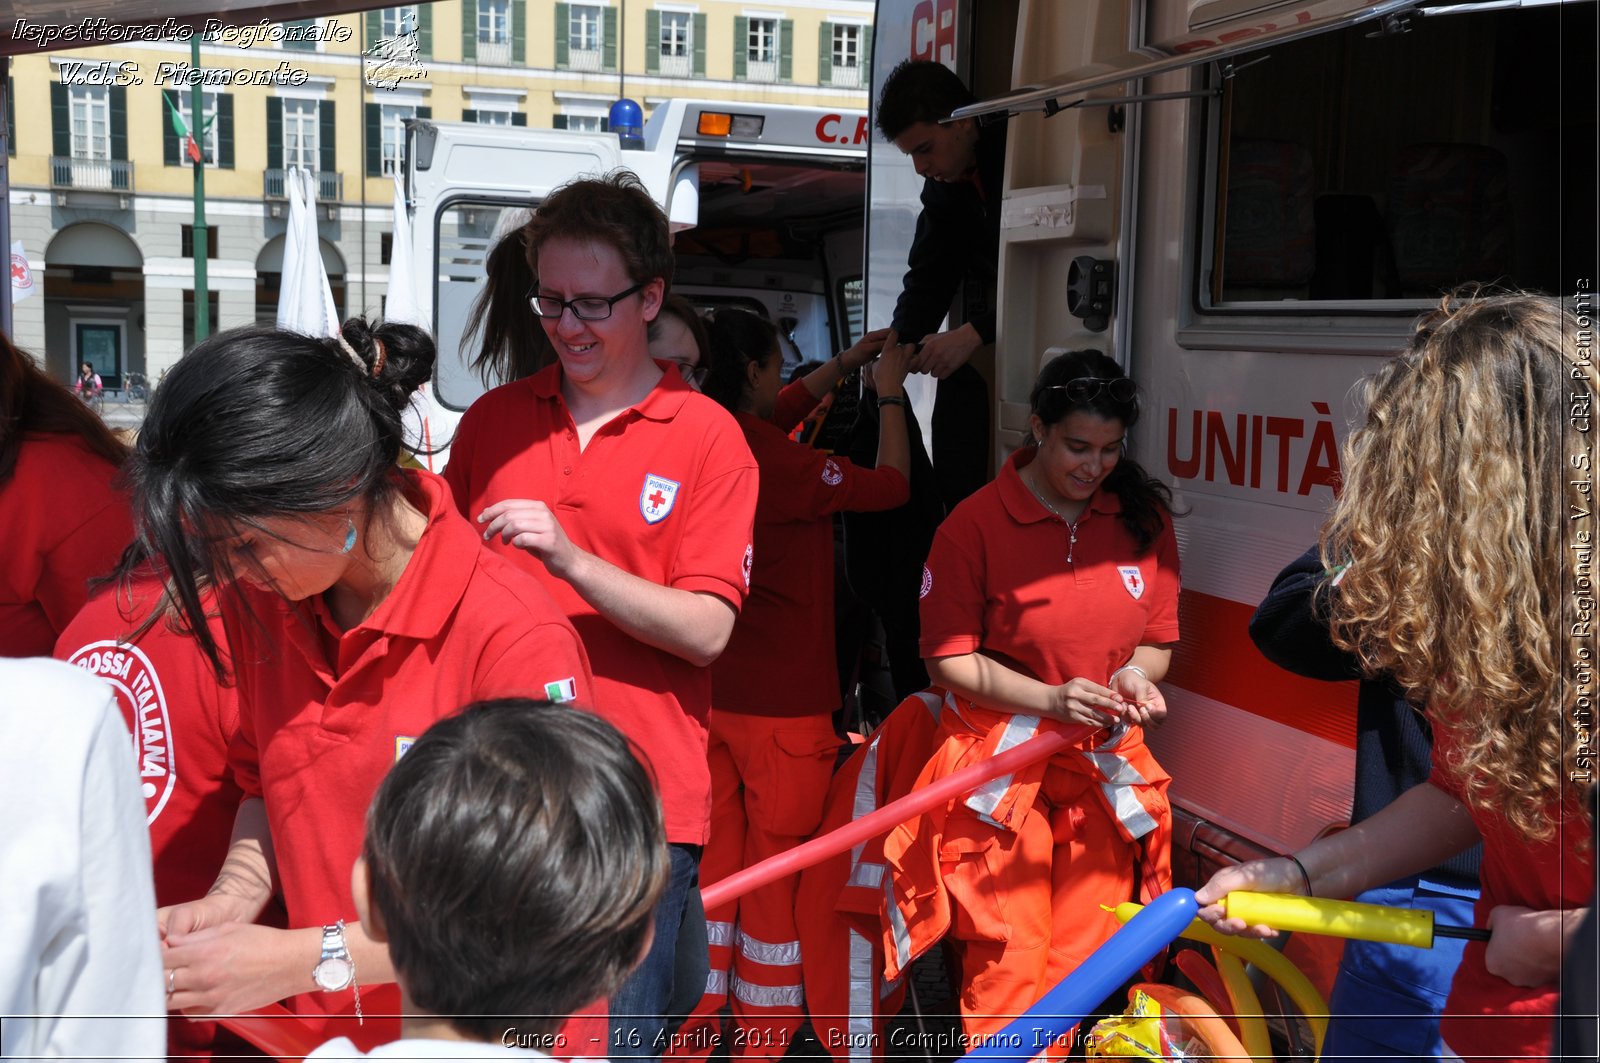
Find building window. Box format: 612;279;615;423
477;0;511;63
831;24;863;87
471;108;513;125
659;10;691;76
183;292;220;352
381;232;393;265
565;113;605;132
284;98;319;170
181;225;219;259
381;6;418;38
177;91;221;166
569;4;603;71
747;17;778;81
379;103;416;176
69;85;110;160
282;18;319;51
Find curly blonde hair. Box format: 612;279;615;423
1321;290;1595;840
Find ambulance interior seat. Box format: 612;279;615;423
1386;143;1513;297
1221;138;1316;301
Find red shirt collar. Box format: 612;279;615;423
527;360;692;423
998;447;1123;524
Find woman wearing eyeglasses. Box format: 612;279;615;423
882;348;1181;1038
648;294;711;389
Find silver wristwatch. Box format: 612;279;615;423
311;919;356;992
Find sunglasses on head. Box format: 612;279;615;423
1043;376;1138;403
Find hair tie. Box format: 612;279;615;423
335;333;365;372
370;338;387;379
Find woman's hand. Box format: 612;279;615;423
1485;905;1585;987
874;331;915;397
838;327;893;372
1194;857;1311;937
1046;677;1125;729
158;891;261;942
163;923;319;1015
478;499;581;580
1111;670;1167;728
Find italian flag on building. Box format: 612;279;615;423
163;93;204;164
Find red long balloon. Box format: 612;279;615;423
700;724;1091;911
218;1004;323;1061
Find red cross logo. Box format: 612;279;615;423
649;489;666;509
1118;565;1146;600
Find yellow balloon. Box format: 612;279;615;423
1214;946;1273;1062
1226;891;1435;947
1113;902;1328;1057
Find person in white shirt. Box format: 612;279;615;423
307;699;666;1061
0;657;165;1061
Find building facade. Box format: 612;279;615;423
4;0;873;385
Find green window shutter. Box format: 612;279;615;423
733;16;747;80
365;11;380;50
693;13;706;76
461;0;477;61
645;9;659;74
217;93;234;169
555;3;569;68
602;6;617;71
319;100;336;174
861;26;873;84
162;90;179;166
51;83;69;158
418;4;433;58
417;106;431;120
109;86;127;162
553;114;568;130
511;0;526;63
511;111;526;126
818;22;832;84
266;96;282;170
365;102;382;176
462;108;477;123
779;20;793;82
6;77;14;156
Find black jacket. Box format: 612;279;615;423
1250;545;1481;888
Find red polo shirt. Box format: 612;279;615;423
227;469;593;1025
920;447;1180;684
1430;721;1593;1063
444;363;758;843
1;433;133;657
714;381;908;715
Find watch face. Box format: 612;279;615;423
313;957;354;991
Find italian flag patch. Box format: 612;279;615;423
544;677;578;704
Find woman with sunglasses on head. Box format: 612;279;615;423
883;348;1180;1039
129;318;593;1045
668;309;915;1056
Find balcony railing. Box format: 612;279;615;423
568;46;602;71
747;57;778;82
830;62;863;88
264;168;344;202
659;52;691;77
477;38;511;65
50;156;134;192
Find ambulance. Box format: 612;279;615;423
401;97;873;467
862;0;1595;893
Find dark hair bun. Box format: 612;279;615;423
336;317;437;419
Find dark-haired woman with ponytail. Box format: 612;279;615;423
0;333;133;656
133;319;592;1043
673;308;914;1056
883;349;1181;1039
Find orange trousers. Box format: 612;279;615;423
937;765;1139;1038
670;711;839;1061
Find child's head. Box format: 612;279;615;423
356;700;668;1039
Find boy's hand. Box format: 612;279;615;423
478;499;581;580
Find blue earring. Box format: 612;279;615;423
340;519;358;554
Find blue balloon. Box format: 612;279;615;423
956;888;1198;1062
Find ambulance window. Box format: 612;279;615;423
1204;2;1595;308
435;200;516;411
838;276;864;344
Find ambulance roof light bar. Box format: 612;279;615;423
696;112;766;139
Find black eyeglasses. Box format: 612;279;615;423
1044;376;1138;403
529;281;646;322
